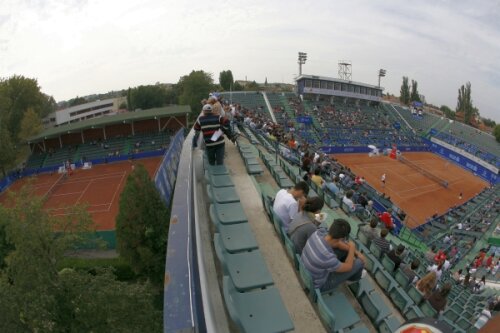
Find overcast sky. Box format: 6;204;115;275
1;0;499;120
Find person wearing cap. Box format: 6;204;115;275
301;219;365;291
193;104;235;165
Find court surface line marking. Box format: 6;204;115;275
107;172;126;212
76;179;93;204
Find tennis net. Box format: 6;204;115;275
398;155;448;188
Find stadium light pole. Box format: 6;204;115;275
298;52;307;76
378;69;386;87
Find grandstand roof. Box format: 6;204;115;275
296;74;383;90
29;105;190;142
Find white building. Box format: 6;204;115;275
43;97;125;127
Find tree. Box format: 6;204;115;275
116;164;170;288
399;76;410;105
0;125;15;177
127;87;132;110
19;108;43;141
481;118;495;128
68;96;87;107
494;124;500;143
219;70;234;91
0;75;55;140
456;82;477;125
410;79;421;102
129;85;168;110
440;105;455;120
245;80;259;91
233;81;244;91
0;186;161;332
177;70;214;117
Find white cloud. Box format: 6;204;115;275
0;0;498;120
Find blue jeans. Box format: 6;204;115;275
206;143;225;165
321;257;364;292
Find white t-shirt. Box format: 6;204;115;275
273;189;298;232
342;196;356;212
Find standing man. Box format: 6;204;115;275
193;104;235;165
381;173;386;188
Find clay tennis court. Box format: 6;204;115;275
0;157;162;231
334;152;489;228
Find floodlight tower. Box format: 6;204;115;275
298;52;307;76
338;61;352;81
378;69;387;87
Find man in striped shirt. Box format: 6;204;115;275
193;104;235;165
301;219;365;291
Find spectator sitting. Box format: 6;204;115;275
387;244;406;272
359;217;379;243
373;228;392;255
428;262;444;281
473;303;494;330
357;191;369;208
342;190;365;214
288;197;325;254
425;245;437;263
473;276;486;294
452;269;464;284
378;208;395;231
324;176;341;197
401;258;420;284
311;168;324;188
416;271;437;299
273;181;309;232
301;219;366;291
427;283;452;314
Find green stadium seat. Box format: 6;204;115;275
208;174;234;188
456;317;471;331
381;254;395;273
296;254;315;300
404;305;424;320
271;211;285;242
218;224;258;253
214;235;273;292
282;231;298;269
419;300;438;318
356;229;371;247
246;163;263;175
358;291;391;326
277;177;294;189
210;202;248;225
206;185;239;203
348;277;375;298
241;152;255;159
443;309;460;322
363;252;382;274
394;269;411;290
368;242;383;259
389;287;414;313
262;194;273;219
374;269;397;292
222;276;294;333
407;285;424;305
347;326;370;333
378;315;402;333
206;164;229;175
315;289;361;332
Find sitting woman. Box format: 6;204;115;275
288;197;325;254
416;271;437;299
428;283;452;314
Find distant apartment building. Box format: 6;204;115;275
43;97;125;128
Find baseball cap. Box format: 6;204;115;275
202;104;213;112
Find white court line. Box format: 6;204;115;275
52;205;112;216
62;172;126;185
107;173;126;212
75;179;93;204
51;191;85;197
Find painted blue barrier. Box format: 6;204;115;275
320;145;429;154
424;138;499;184
154;130;184;205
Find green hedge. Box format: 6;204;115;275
58;257;136;281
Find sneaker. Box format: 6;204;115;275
361;269;368;279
